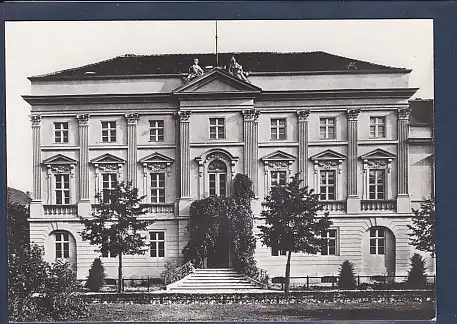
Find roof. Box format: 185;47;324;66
409;99;434;126
8;187;32;205
30;51;409;80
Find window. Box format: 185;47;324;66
321;229;337;255
370;117;385;138
55;232;70;259
208;160;227;197
101;238;117;258
149;120;164;142
271;119;286;140
369;170;385;199
55;174;70;205
101;121;116;143
271;171;287;187
209;118;225;139
54;122;69;143
319;170;336;201
102;173;117;203
150;232;165;257
370;228;385;255
320;118;336;139
150;173;165;203
271;234;287;256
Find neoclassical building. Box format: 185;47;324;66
23;52;434;280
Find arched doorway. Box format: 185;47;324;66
362;226;396;277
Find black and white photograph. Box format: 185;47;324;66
6;19;435;322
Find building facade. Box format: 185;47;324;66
23;52;434;280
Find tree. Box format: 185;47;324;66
86;258;106;292
408;198;435;257
257;174;332;294
79;181;153;293
405;253;428;289
7;196;30;256
337;260;357;290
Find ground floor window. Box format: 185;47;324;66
321;229;337;255
55;232;70;259
150;231;165;257
370;228;385;254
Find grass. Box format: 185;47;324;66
85;301;435;321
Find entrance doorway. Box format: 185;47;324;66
207;232;232;268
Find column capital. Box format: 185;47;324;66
347;109;361;121
242;109;260;122
125;113;140;125
296;109;310;122
77;114;90;126
177;110;192;122
30;115;42;126
398;108;411;120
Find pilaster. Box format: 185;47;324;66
125;113;139;188
297;110;310;187
177;111;191;199
30;115;44;218
242;109;260;196
77;114;91;216
397;108;411;213
346;109;361;213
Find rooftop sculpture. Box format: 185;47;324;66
184;58;204;82
226;56;250;83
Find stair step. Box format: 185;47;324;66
184;279;251;282
170;287;263;290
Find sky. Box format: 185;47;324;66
5;20;434;193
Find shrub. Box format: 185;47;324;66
337;260;357;289
8;245;49;322
405;253;428;289
85;258;106;292
160;260;178;283
39;260;88;321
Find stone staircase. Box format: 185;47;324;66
167;268;264;292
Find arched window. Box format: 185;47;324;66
208;160;227;197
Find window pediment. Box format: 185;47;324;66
261;150;296;171
360;149;396;161
310;149;346;173
42;154;77;165
310;149;346;161
360;149;395;172
90;153;126;165
140;152;174;175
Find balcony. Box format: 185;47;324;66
320;201;346;212
361;200;396;212
143;203;175;214
44;204;78;216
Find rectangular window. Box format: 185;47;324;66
319;170;336;201
55;174;70;205
370;117;386;138
102;173;117;203
150;231;165;257
209;118;225;139
270;171;287;188
370;228;385;255
208;173;227;197
150;173;165;203
321;229;337;255
101;238;117;258
55;232;70;259
369;170;385;199
271;234;287;256
54;122;69;143
101;121;117;143
149;120;164;142
270;119;287;140
320;118;336;139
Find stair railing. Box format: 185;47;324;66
163;261;195;286
245;267;271;288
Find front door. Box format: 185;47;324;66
207;234;231;268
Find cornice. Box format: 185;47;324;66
260;88;419;100
22;93;176;105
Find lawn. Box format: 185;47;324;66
85;301;435;321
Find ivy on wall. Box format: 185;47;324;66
182;174;258;277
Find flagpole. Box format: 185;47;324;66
215;20;219;67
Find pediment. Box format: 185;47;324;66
173;68;262;94
360;149;396;160
90;153;125;164
42;154;77;165
310;149;346;161
139;152;174;164
261;150;296;162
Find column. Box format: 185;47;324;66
297;110;310;187
125;113;139;188
30;115;44;218
346;109;361;213
397;108;411;213
77;114;91;217
242;109;260;196
178;111;191;198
